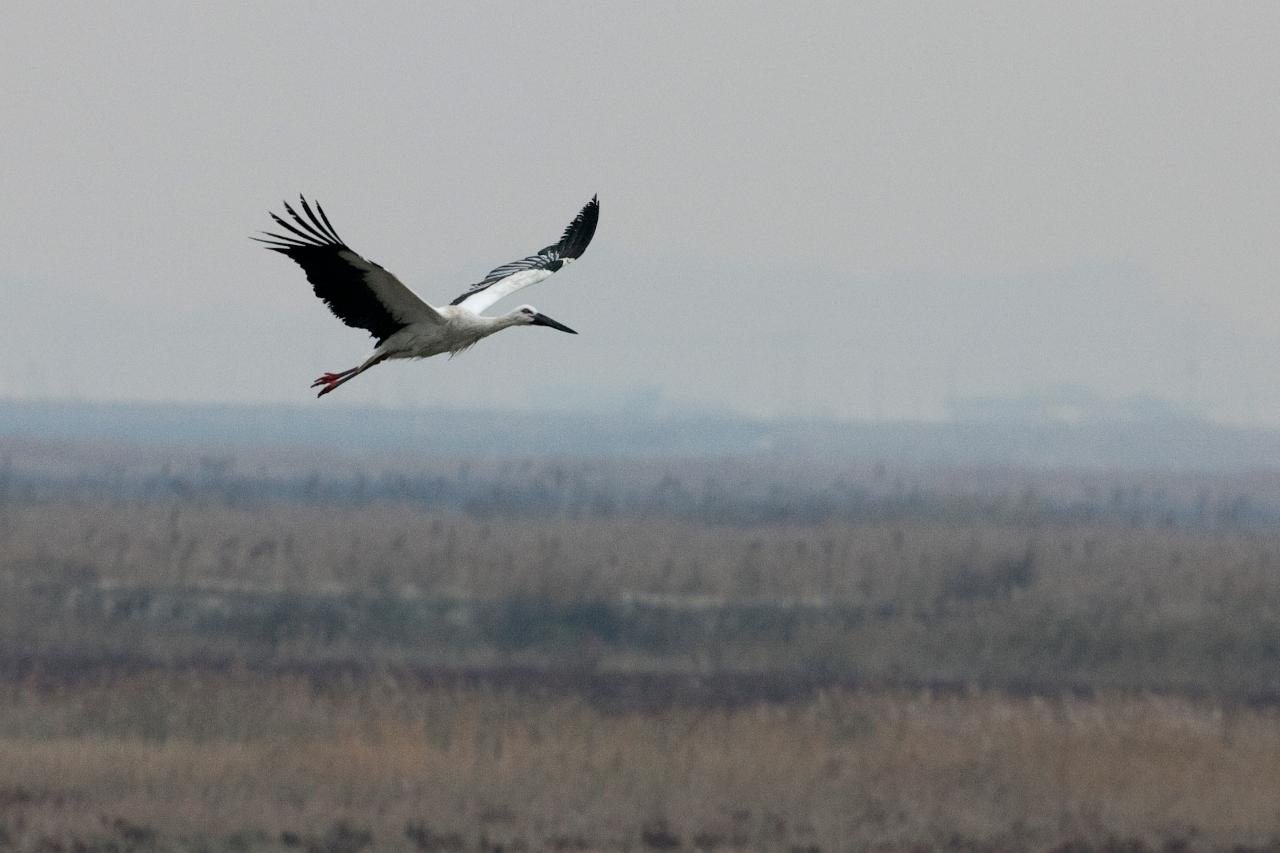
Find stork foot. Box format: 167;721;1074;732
311;370;356;389
311;368;359;397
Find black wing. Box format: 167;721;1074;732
449;195;599;311
255;196;442;344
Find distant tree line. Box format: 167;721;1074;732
4;454;1280;529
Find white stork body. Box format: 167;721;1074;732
255;195;598;396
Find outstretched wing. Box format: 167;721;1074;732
255;196;443;344
450;195;598;314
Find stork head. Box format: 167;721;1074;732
513;305;577;334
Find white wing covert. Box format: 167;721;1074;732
450;195;599;314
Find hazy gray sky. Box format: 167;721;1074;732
4;3;1279;422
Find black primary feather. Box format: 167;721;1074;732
255;196;407;344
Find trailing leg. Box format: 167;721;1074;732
310;354;388;398
311;368;358;389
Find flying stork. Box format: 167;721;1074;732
255;194;599;396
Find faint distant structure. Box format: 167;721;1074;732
22;359;47;400
785;343;809;417
943;362;959;423
871;366;885;421
949;385;1202;425
1182;322;1200;415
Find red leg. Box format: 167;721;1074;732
315;372;360;397
310;355;387;398
311;368;357;389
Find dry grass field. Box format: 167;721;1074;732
2;444;1280;850
1;672;1279;852
3;498;1278;698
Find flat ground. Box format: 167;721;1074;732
2;445;1279;851
3;671;1279;852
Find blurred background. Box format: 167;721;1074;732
3;3;1280;852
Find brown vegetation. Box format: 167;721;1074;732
1;673;1279;851
2;497;1279;698
2;446;1280;849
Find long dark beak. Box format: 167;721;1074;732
531;312;577;334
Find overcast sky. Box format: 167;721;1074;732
3;3;1279;422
